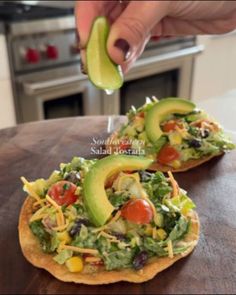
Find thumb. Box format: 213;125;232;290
107;1;169;66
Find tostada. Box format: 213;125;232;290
19;155;199;284
107;97;235;172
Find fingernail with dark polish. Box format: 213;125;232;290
77;32;80;42
114;39;131;61
80;61;87;75
77;32;82;50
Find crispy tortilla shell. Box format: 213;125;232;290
106;132;224;172
19;197;200;284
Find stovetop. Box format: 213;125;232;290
0;1;74;22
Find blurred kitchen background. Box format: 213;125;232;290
0;0;236;130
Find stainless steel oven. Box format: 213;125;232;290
15;64;102;122
6;14;103;123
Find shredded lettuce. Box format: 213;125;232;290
79;224;88;240
60;157;97;177
207;131;235;150
143;237;167;256
102;249;135;270
167;216;190;242
30;220;53;253
72;231;97;249
108;191;130;208
166;194;196;216
142;171;172;205
53;249;73;265
180;148;201;162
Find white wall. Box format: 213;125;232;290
192;32;236;102
0;34;16;129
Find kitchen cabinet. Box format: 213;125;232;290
0;32;16;129
192;32;236;102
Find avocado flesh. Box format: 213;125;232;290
86;17;123;90
83;155;153;227
145;98;195;143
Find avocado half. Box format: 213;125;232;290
83;155;153;227
145;98;195;143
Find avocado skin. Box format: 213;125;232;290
83;155;153;227
145;98;195;144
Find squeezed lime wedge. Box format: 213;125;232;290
86;17;123;90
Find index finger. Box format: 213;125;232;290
75;1;116;48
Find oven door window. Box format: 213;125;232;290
43;93;84;119
120;70;178;114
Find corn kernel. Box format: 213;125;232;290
169;132;182;145
144;224;153;236
156;228;167;241
170;160;181;169
66;256;83;272
57;231;72;244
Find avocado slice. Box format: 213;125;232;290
86;17;123;90
145;98;195;143
83;155;153;227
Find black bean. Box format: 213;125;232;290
69;219;90;237
201;129;210;138
138;171;153;182
188;139;202;148
64;171;81;184
133;251;148;270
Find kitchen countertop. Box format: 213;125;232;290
0;116;236;294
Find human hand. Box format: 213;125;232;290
75;1;236;74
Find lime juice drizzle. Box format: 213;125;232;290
105;89;114;95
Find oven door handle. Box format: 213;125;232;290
133;45;204;68
23;75;85;95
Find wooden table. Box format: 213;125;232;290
0;116;236;294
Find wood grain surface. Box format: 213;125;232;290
0;116;235;294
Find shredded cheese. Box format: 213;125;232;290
57;240;66;253
30;213;47;222
92;210;121;233
33;198;47;208
141;193;160;226
29;204;50;222
52;219;69;232
167;171;179;198
46;194;65;227
85;257;101;263
189;118;203;127
175;126;189;139
21;176;43;204
61;245;99;255
46;194;60;210
167;240;174;259
56;212;62;227
98;231;118;241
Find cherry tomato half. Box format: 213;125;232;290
138;112;145;118
48;181;77;206
157;144;180;164
83;254;104;266
121;199;153;224
119;139;131;151
162;120;183;132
